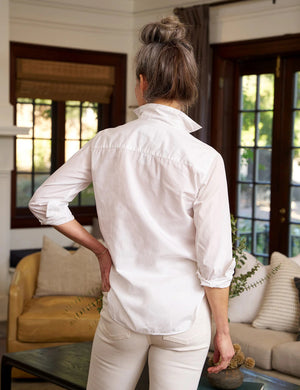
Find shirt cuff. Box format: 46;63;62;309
197;272;232;288
43;201;74;225
29;199;75;226
196;258;235;288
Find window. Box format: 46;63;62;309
10;43;126;228
211;35;300;262
237;73;274;263
16;98;52;208
16;99;100;209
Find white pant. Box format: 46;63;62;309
87;295;211;390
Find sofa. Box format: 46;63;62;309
7;236;102;376
210;251;300;381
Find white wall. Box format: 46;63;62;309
0;0;299;320
133;0;300;42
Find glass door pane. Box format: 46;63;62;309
289;71;300;256
65;101;98;206
237;74;275;264
16;98;52;207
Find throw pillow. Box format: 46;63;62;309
252;252;300;333
294;277;300;341
228;252;271;323
35;236;102;297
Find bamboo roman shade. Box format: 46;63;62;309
16;58;115;103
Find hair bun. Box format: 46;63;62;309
140;16;186;44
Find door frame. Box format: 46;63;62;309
210;34;300;256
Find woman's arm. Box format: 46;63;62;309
193;153;235;372
204;286;234;374
29;137;112;291
55;219;112;292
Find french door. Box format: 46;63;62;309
211;36;300;263
235;58;300;263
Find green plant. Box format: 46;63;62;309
229;215;280;299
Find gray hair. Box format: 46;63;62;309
135;16;198;107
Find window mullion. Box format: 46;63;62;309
31;99;35;195
52;101;66;172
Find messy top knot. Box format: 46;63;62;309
140;16;187;45
135;16;198;107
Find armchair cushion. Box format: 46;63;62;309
18;295;99;343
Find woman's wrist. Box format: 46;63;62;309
94;243;109;258
98;247;108;257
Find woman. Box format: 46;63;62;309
29;16;235;390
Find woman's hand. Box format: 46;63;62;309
207;332;235;374
97;248;112;292
204;286;234;374
54;219;113;292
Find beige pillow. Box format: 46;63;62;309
35;236;101;297
252;252;300;333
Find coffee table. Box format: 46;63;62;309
1;342;299;390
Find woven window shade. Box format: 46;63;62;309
16;59;115;103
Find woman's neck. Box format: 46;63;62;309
153;99;182;111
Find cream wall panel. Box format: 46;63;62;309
133;0;300;44
209;0;300;43
10;0;133;51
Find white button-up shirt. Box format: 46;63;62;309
29;103;234;335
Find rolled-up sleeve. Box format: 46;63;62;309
193;153;235;288
29;141;93;226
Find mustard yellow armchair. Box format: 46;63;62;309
7;252;100;377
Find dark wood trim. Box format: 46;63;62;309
211;34;300;60
210;56;237;212
51;101;66;170
11;206;97;229
269;56;286;254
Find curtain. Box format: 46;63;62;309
174;5;211;143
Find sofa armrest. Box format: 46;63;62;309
7;252;41;347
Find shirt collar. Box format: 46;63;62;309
134;103;201;134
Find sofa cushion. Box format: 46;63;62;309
18;296;100;343
253;252;300;333
211;323;296;370
35;236;102;297
273;341;300;377
229;252;271;323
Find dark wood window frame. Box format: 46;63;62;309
10;42;127;228
210;33;300;257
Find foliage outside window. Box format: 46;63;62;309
290;71;300;256
236;73;274;264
